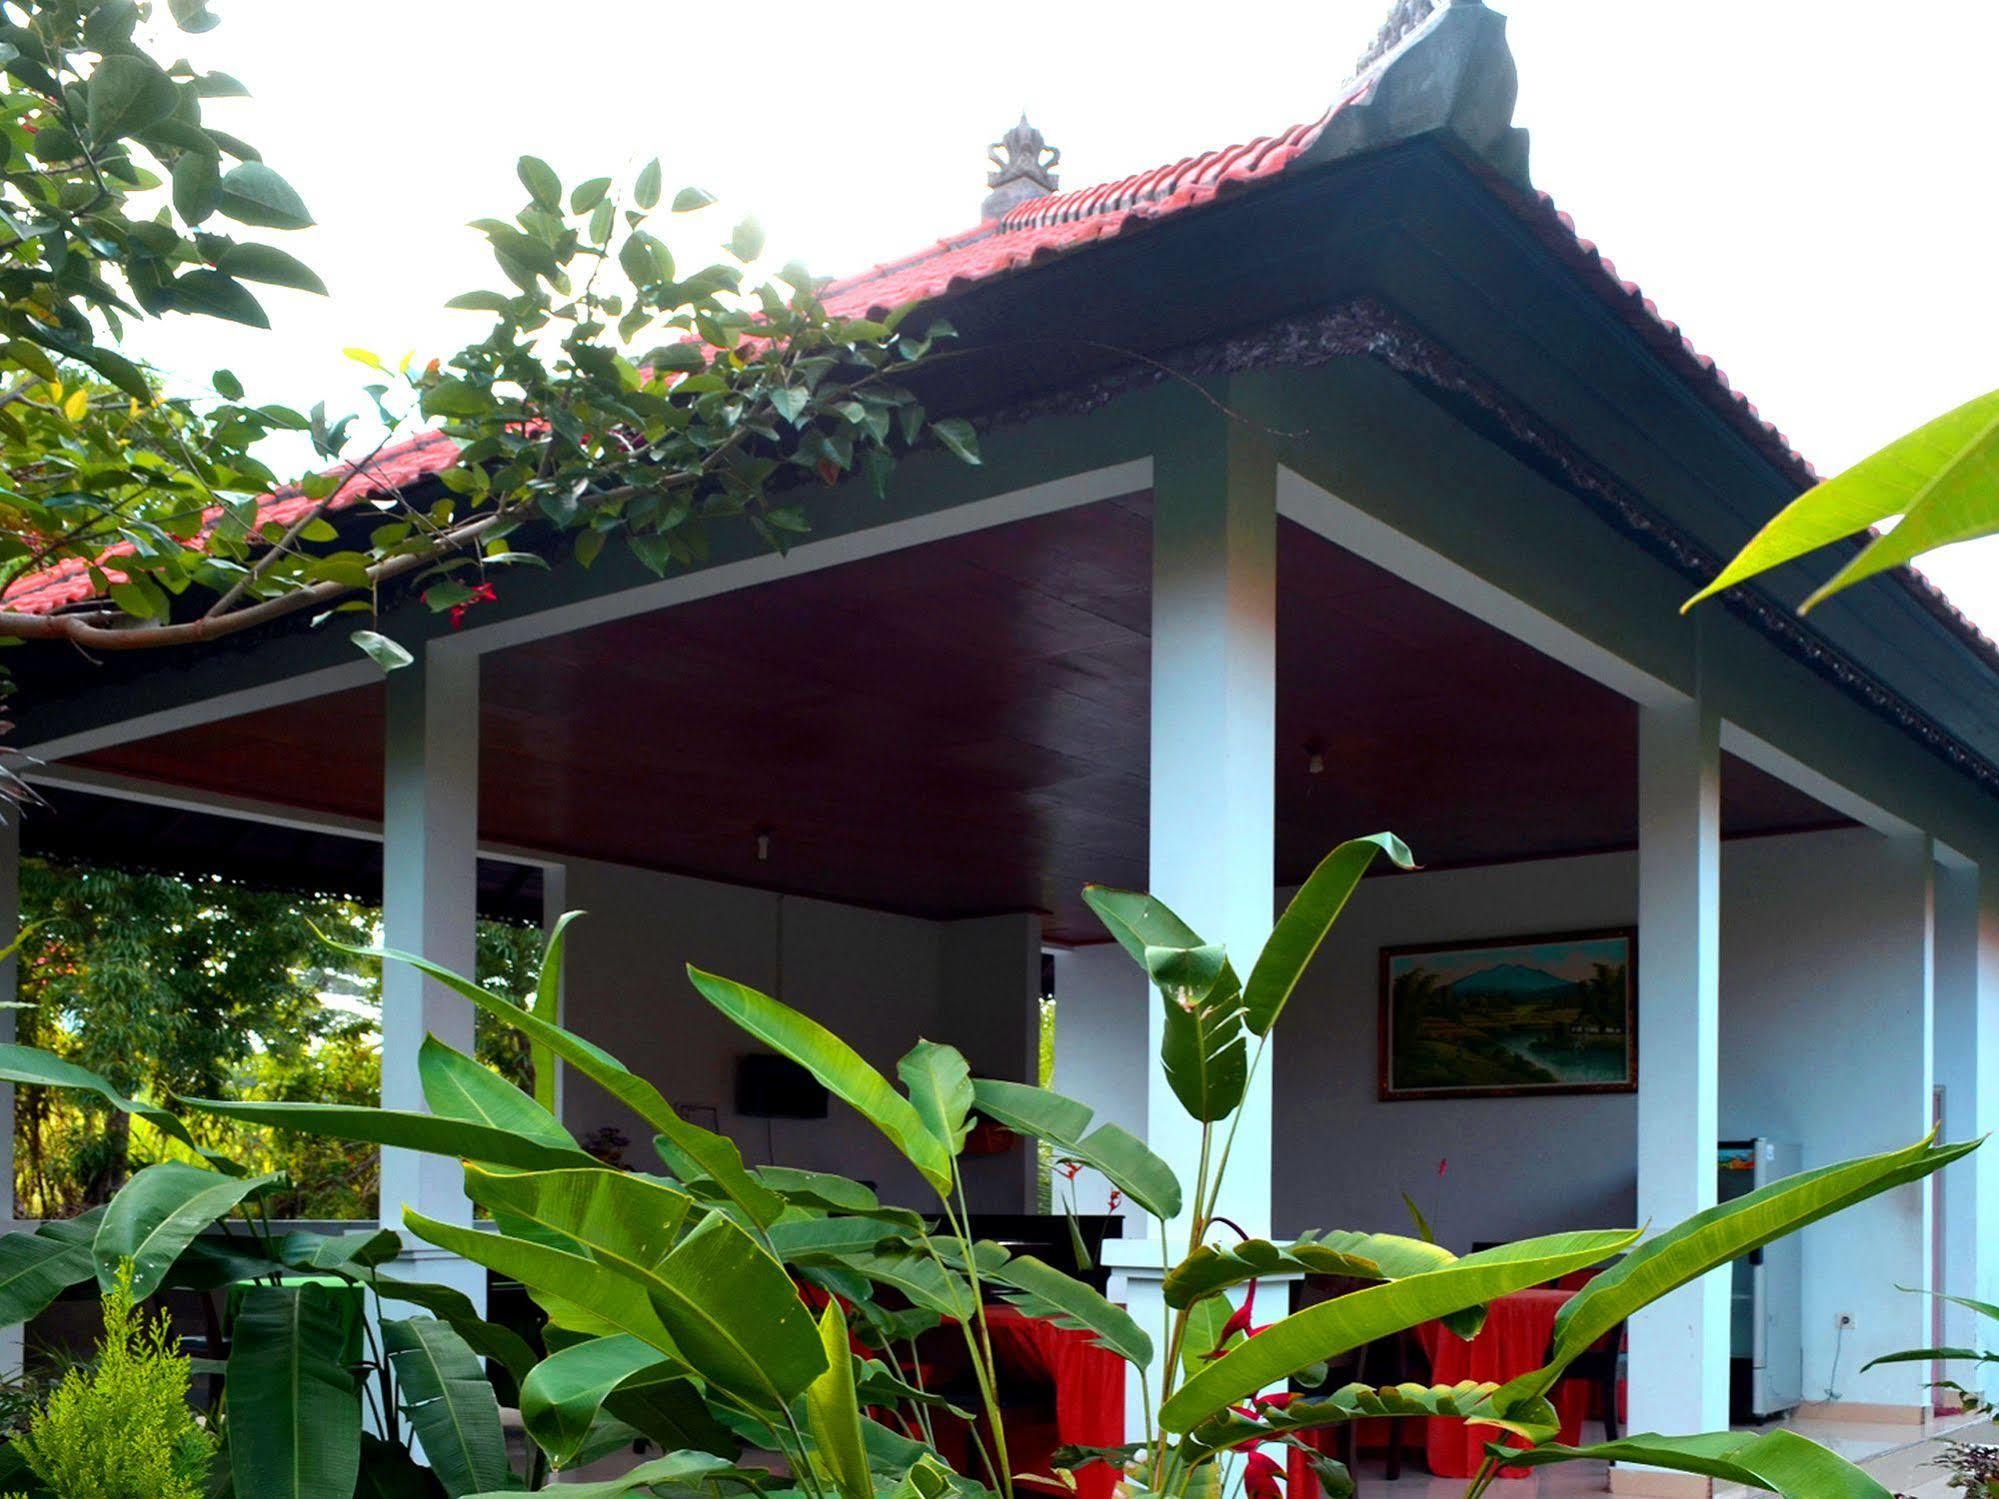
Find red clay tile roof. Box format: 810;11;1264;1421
1;429;462;617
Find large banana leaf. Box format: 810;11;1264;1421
279;1226;403;1272
1501;1132;1977;1407
1163;1231;1451;1308
418;1034;574;1150
969;1078;1180;1221
326;934;785;1229
686;966;954;1196
768;1215;908;1263
838;1250;977;1321
603;1366;741;1459
531;910;581;1115
461;1166;824;1409
463;1452;765;1499
0;1209;104;1325
898;1040;974;1155
1685;385;1999;614
93;1160;279;1297
408;1211;682;1356
227;1284;363;1499
1148;944;1247;1124
805;1299;872;1499
1504;1430;1890;1498
984;1251;1152;1367
368;1271;539;1387
0;1042;233;1170
1243;835;1412;1035
383;1317;520;1496
1082;884;1204;961
180;1096;598;1174
1159;1229;1637;1431
1186;1379;1556;1457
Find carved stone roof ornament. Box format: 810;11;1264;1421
1356;0;1449;76
983;115;1060;221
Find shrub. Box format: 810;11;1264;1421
15;1263;214;1499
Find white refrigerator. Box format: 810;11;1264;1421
1720;1139;1804;1419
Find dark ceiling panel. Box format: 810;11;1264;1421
72;502;1844;941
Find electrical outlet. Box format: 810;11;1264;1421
1838;1313;1856;1329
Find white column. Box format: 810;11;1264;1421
1624;692;1729;1458
1977;873;1999;1358
1935;862;1983;1389
0;812;20;1379
380;648;480;1257
1147;413;1277;1240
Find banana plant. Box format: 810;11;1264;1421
0;833;1976;1499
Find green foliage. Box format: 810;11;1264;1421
15;1262;216;1499
1686;386;1999;614
0;839;1966;1499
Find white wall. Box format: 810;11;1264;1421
1049;942;1151;1218
1271;851;1642;1249
559;858;1039;1211
1719;828;1936;1409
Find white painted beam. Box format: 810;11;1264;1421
1624;687;1729;1469
1275;466;1683;709
19;659;377;761
1719;721;1919;841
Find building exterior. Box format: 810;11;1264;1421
6;3;1998;1489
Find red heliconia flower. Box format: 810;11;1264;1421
1058;1160;1083;1182
1207;1278;1269;1356
1105;1188;1123;1213
449;581;499;629
1437;1157;1449;1177
1243;1450;1284;1499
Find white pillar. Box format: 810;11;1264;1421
1624;692;1729;1458
0;812;20;1379
1935;862;1983;1390
1147;413;1277;1241
380;648;481;1268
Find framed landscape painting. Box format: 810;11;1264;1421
1378;927;1637;1100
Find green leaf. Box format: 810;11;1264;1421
1501;1132;1979;1408
227;1284;363;1499
1244;834;1412;1034
169;0;222;31
368;1273;538;1388
1187;1380;1555;1457
351;630;412;672
178;1096;599;1178
838;1251;976;1321
1159;1229;1639;1431
0;1210;104;1325
357;1432;445;1498
465;1452;761;1499
730;217;765;262
461;1164;825;1408
1504;1430;1891;1498
325;933;784;1229
985;1252;1153;1366
170;269;269;327
1685;386;1999;613
520;1335;671;1469
218;161;314;230
214;367;245;399
444;290;516;314
672;185;715;213
94;1161;279;1297
1164;1230;1452;1309
1149;944;1247;1123
897;1039;973;1154
805;1299;872;1499
687;966;955;1196
930;417;980;465
417;1033;573;1151
516;156;561;210
530;911;578;1115
87;55;179;142
384;1318;520;1495
570;177;613;212
1082;885;1205;964
634;159;663;210
969;1078;1181;1220
172;149;220;224
214;242;326;294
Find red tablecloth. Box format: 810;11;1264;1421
1415;1289;1585;1480
952;1305;1125;1499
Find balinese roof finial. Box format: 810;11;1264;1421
1355;0;1457;77
983;115;1060;222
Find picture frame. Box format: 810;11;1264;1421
1378;926;1637;1101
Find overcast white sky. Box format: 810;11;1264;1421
135;1;1999;628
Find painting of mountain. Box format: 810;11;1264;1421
1378;928;1636;1100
